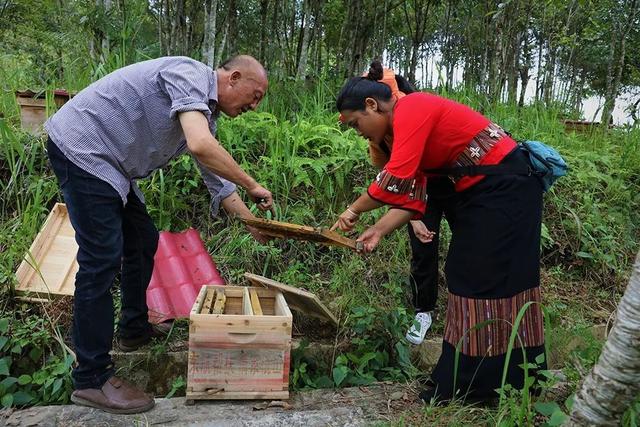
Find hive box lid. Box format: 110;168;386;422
244;273;338;325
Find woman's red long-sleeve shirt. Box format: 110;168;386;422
367;92;517;217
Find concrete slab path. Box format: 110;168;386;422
2;383;422;427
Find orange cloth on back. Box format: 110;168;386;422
366;68;405;169
368;138;392;169
338;68;406;126
371;68;407;103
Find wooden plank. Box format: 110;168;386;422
241;217;358;251
249;289;263;316
212;289;227;314
220;287;244;298
242;287;253;315
190;313;291;327
189;331;290;347
200;287;216;314
259;296;275;315
16;207;65;290
190;314;291;335
191;285;209;315
186;390;289;400
187;346;288;393
244;273;337;325
274;292;293;318
16;203;79;298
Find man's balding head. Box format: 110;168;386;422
216;55;268;117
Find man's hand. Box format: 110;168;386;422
410;220;436;243
330;208;359;232
246;184;275;216
221;191;272;244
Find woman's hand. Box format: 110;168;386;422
410;220;436;243
356;227;383;253
330;208;360;232
354;208;414;253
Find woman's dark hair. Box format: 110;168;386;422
336;60;415;111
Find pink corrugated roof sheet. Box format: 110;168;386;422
147;229;224;323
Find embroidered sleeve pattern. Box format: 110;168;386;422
367;169;427;215
376;170;415;194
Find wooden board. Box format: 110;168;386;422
244;273;338;326
212;289;226;314
201;287;216;314
249;289;263;316
241;217;361;251
15;203;78;299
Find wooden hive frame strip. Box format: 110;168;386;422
242;287;253;315
200;287;216;314
249;289;263;316
212;288;227;314
191;286;208;315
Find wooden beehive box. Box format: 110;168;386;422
15;90;72;134
186;274;337;402
15;203;78;300
187;284;293;401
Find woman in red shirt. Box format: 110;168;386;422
332;61;546;404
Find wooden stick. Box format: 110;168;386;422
212;289;227;314
249;289;263;316
201;287;216;314
243;287;253;315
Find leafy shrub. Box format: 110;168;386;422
291;295;417;390
0;315;73;408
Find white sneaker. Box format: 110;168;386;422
406;312;432;345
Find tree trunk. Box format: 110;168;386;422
295;0;311;80
535;27;544;102
259;0;269;64
101;0;112;60
215;19;228;66
403;0;432;85
311;0;324;74
226;0;237;56
157;0;164;55
202;0;218;67
518;18;532;108
601;0;639;127
169;0;185;55
542;46;556;106
568;251;640;425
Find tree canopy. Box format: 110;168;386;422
1;0;639;123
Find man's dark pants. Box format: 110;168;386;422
47;138;159;389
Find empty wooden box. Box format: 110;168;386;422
186;274;337;402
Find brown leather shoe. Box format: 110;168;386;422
71;376;154;414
